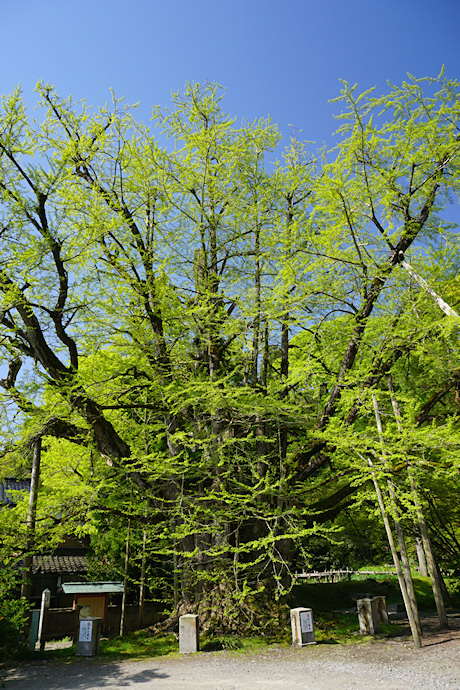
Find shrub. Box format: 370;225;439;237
0;570;29;661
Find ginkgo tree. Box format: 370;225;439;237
0;73;459;635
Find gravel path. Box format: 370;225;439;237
4;616;459;689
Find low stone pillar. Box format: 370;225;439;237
290;607;316;646
76;617;102;656
38;588;51;652
357;598;380;635
373;595;389;624
179;614;199;653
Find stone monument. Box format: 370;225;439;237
179;614;199;653
290;607;316;646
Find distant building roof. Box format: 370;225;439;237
32;554;88;575
0;479;31;505
62;581;124;594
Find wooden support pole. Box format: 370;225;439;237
363;453;422;648
21;437;41;601
414;532;428;576
408;470;448;628
386;376;448;629
138;528;147;629
371;394;421;638
120;517;131;637
400;261;459;319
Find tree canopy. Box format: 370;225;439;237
0;72;459;631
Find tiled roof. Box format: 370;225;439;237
0;479;31;505
32;554;88;574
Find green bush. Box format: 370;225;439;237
0;570;29;661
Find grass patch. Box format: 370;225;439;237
7;574;458;666
10;633;178;664
99;632;177;660
289;575;444;612
6;616;402;667
10;632;288;664
290;577;401;612
314;613;367;644
312;612;406;644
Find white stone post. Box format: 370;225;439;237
290;607;316;646
179;614;199;653
38;588;51;652
76;617;102;656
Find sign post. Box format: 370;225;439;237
290;607;316;646
38;588;51;652
179;614;199;653
76;617;102;656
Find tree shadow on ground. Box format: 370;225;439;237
4;661;169;688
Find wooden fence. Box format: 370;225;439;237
28;602;164;643
294;568;396;583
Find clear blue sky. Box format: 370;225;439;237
2;0;459;148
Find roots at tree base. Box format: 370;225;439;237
149;582;291;637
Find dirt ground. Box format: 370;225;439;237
4;613;460;689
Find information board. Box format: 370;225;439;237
79;620;93;642
300;609;313;633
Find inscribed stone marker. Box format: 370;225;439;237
357;598;380;635
179;614;199;653
290;607;316;646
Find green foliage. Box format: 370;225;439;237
0;73;459;630
0;571;29;662
291;577;396;612
291;574;451;613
